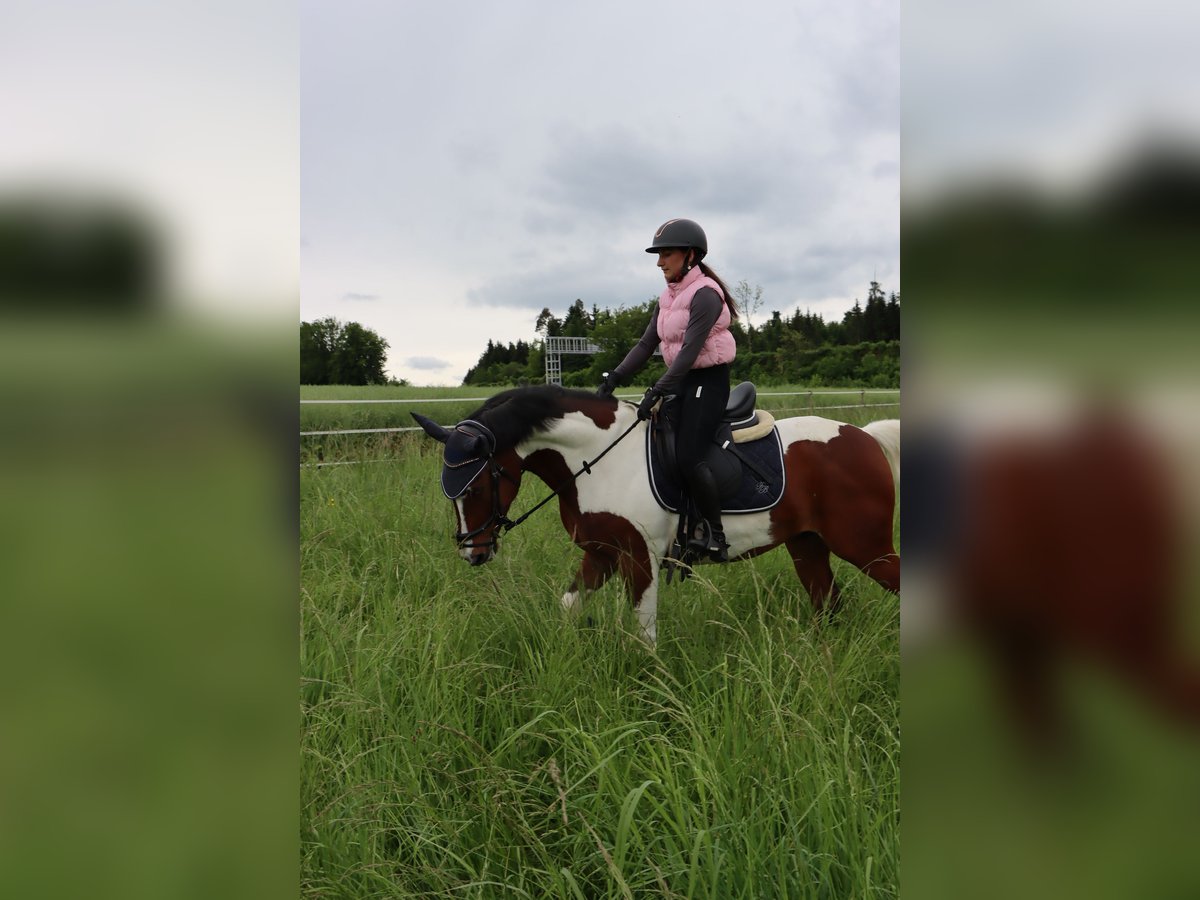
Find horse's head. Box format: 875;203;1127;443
412;412;523;565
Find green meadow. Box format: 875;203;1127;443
301;386;899;898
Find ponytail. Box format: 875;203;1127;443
698;261;740;320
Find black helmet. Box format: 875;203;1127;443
645;218;707;260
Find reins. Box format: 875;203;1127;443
498;415;642;534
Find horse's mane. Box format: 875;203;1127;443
469;385;614;450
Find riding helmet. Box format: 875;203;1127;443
645;218;707;259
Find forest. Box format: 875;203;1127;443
463;280;899;388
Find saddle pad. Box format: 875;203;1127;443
732;409;776;443
646;425;787;515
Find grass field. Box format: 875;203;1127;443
301;386;900;898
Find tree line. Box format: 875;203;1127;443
301;317;398;385
299;282;899;387
464;281;899;388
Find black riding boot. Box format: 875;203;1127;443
686;461;729;562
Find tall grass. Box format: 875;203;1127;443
301;394;899;898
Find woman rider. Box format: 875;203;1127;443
597;218;739;562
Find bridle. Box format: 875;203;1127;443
447;413;642;551
453;457;520;552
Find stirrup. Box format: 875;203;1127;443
707;529;729;563
687;520;729;563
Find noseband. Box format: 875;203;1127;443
453;458;519;551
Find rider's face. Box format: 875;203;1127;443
657;249;690;283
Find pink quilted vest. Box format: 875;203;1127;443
656;266;736;368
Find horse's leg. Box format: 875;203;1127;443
860;552;900;595
632;575;659;645
818;503;900;594
1099;612;1200;727
785;532;841;614
987;629;1063;751
616;542;659;645
561;548;617;614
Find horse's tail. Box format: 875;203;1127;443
863;419;900;485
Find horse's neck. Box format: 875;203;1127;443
516;407;634;477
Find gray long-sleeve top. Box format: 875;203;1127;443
611;287;724;395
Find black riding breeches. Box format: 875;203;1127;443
672;364;730;480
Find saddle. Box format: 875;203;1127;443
646;381;786;517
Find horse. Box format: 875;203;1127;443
412;384;900;644
911;406;1200;742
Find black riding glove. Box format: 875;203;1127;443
636;386;663;421
597;371;620;397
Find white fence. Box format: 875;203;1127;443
300;390;900;437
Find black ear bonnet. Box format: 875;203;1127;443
440;419;497;499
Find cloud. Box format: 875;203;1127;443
301;2;900;386
404;356;451;370
466;262;653;313
873;160;900;179
534;125;794;226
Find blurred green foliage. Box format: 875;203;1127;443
0;319;296;900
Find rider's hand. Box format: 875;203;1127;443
636;387;662;421
597;371;620;398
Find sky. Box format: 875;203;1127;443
5;0;1195;387
300;0;900;385
903;0;1200;205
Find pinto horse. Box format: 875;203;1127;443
919;407;1200;740
413;385;900;643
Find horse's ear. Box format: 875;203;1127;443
411;412;450;443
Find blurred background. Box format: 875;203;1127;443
0;2;296;898
904;1;1200;897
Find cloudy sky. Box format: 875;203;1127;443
300;0;899;385
903;0;1200;204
